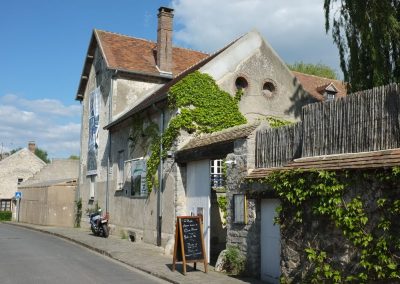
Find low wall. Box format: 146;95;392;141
18;184;76;227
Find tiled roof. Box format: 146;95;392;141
247;148;400;179
292;71;347;101
96;30;209;76
178;122;260;152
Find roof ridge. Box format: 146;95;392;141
171;32;245;79
292;70;345;84
95;29;156;44
95;29;209;55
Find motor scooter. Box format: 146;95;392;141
89;209;109;238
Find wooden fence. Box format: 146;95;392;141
256;83;400;167
255;122;302;168
302;84;400;157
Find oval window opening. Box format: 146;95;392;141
263;82;275;98
235;77;248;90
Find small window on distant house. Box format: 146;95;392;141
262;81;276;98
17;178;23;185
235;77;248;91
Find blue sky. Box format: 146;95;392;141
0;0;340;159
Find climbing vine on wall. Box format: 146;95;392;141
253;167;400;283
145;71;247;191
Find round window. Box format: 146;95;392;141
262;82;276;98
235;77;248;91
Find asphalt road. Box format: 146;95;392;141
0;223;168;284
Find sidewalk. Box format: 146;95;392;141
6;222;262;284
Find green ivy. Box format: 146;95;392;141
255;167;400;282
145;71;247;191
217;195;228;225
265;116;293;128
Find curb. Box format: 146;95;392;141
5;222;178;284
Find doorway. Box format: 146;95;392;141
261;198;281;283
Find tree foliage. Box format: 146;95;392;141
34;147;50;163
288;61;338;80
68;155;80;160
324;0;400;92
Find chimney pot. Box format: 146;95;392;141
157;6;174;73
28;141;36;153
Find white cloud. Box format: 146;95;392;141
0;94;81;159
172;0;341;74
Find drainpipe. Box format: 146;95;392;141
106;70;117;215
153;103;165;247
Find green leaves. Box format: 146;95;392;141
324;0;400;91
145;71;247;192
255;168;400;282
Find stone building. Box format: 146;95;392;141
224;84;400;282
75;6;347;263
0;142;46;214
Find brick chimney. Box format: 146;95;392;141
156;7;174;73
28;141;36;153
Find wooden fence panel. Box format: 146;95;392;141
255;122;303;168
302;84;400;157
255;84;400;167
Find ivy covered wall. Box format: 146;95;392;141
246;168;400;283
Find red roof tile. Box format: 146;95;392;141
292;71;347;101
96;30;209;76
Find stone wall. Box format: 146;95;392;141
225;137;261;278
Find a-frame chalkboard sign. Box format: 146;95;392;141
172;216;208;275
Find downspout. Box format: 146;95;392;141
106;70;117;214
153;103;165;247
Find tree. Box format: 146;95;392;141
35;147;50;163
324;0;400;92
10;147;22;155
288;61;338;79
68;155;80;160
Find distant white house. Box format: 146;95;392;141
0;142;46;214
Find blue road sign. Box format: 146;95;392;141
15;192;22;199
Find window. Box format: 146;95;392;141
326;91;336;101
262;81;276;98
117;150;124;190
210;159;224;189
89;176;95;200
233;194;247;224
0;199;11;211
17;178;23;185
235;77;248;91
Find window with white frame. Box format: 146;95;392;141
210;159;224;189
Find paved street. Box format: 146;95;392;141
0;223;167;284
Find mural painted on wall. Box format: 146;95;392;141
87;87;100;175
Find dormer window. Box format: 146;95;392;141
317;82;338;101
326;91;336;101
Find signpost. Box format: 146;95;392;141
15;191;22;222
172;216;208;275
